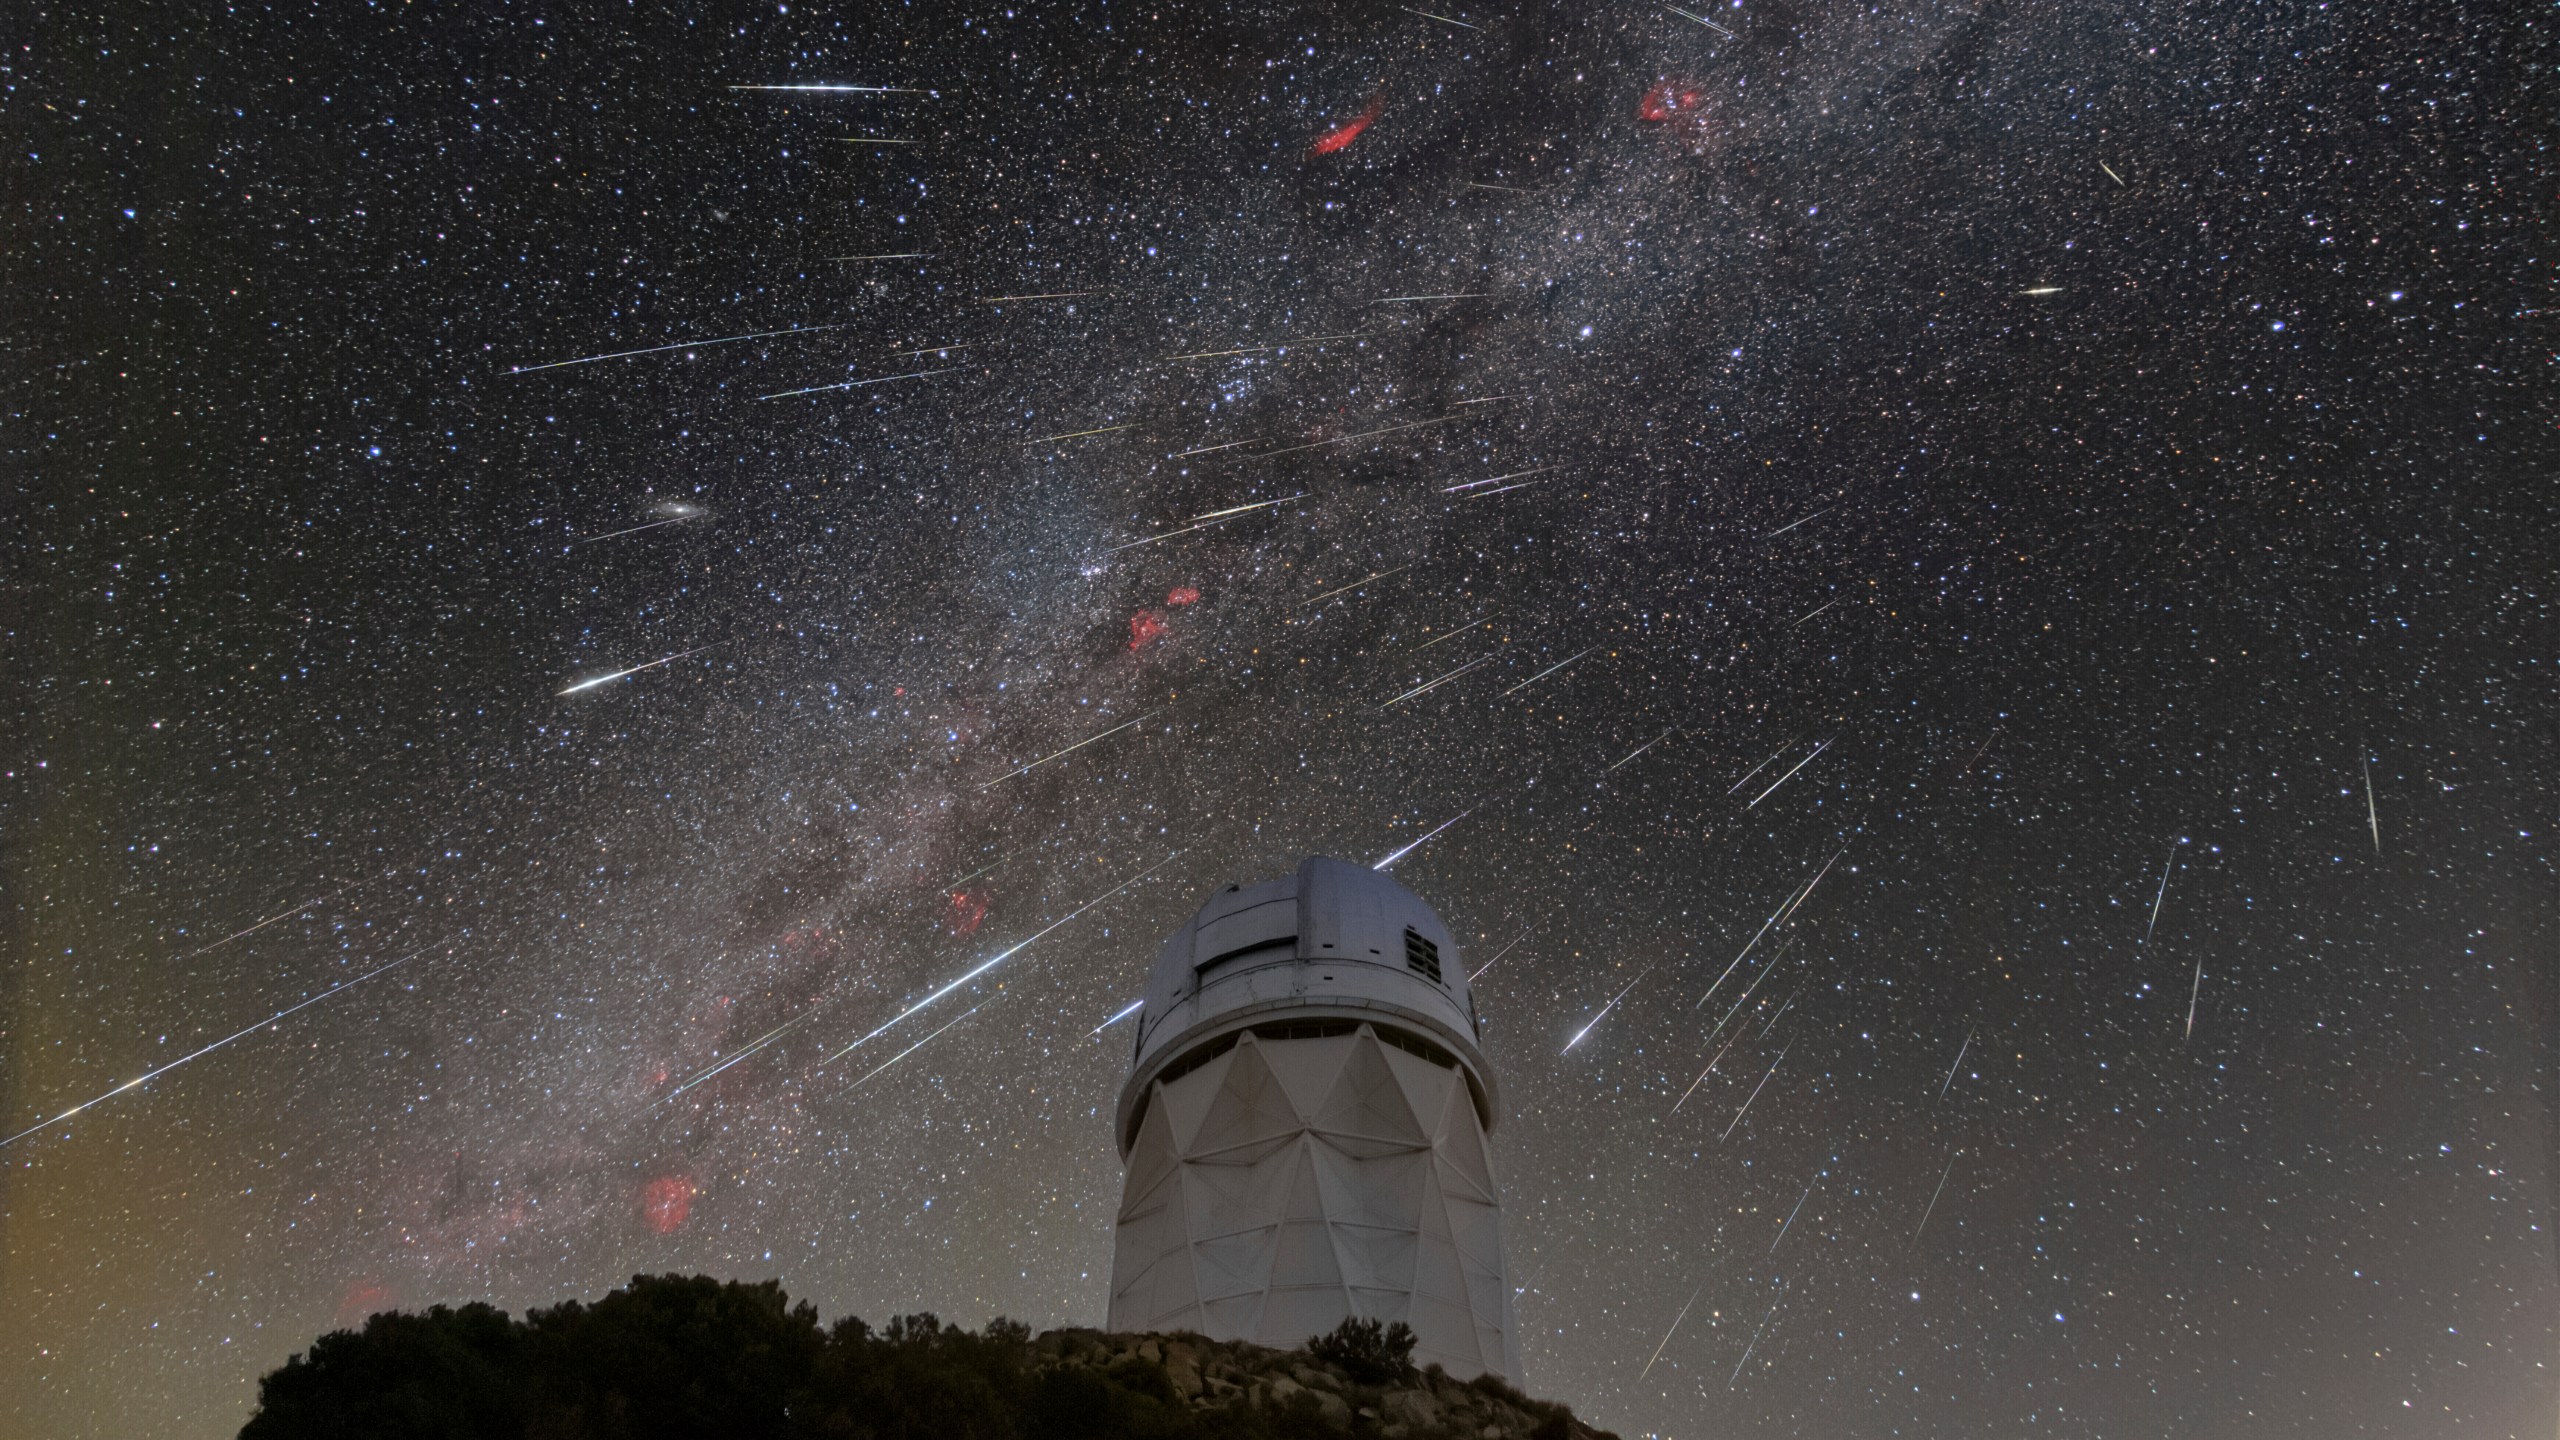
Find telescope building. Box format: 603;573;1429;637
1105;856;1518;1380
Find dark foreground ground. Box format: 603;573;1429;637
236;1273;1613;1440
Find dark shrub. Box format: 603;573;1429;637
1303;1316;1416;1385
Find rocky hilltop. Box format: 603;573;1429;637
1032;1327;1616;1440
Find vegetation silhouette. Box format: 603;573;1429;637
240;1274;1601;1440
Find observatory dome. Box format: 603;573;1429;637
1106;856;1518;1380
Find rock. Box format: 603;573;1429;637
1384;1389;1443;1428
1312;1390;1353;1427
1162;1342;1203;1398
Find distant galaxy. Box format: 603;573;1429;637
6;1;2552;1438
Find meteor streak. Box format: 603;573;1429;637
1937;1023;1975;1100
1031;423;1136;443
1641;1281;1709;1379
2;941;443;1149
508;324;848;375
1913;1150;1960;1240
1097;514;1244;555
1765;508;1829;537
820;855;1177;1061
1695;854;1835;1011
1721;1044;1789;1141
1414;617;1493;652
1373;806;1476;871
1562;967;1652;1053
558;644;719;695
1467;930;1529;981
1189;492;1306;522
1442;467;1556;494
1747;737;1832;808
1771;1172;1820;1253
840;1004;983;1093
2363;755;2381;853
978;290;1104;302
978;710;1160;789
1670;1036;1740;1113
1371;293;1493;303
1383;652;1502;707
1501;645;1597;697
1088;998;1145;1036
834;253;934;261
1165;331;1375;360
1400;5;1482;28
2184;956;2205;1040
1668;4;1737;34
2145;841;2177;943
1730;1280;1788;1386
1306;564;1415;605
757;367;958;400
1605;727;1678;773
570;516;690;546
1250;414;1473;459
728;83;919;92
653;1008;822;1107
176;881;360;961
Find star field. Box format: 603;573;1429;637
6;1;2554;1436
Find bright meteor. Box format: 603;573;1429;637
2;940;445;1149
558;644;719;696
820;854;1178;1062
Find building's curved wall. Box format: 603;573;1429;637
1106;858;1517;1381
1106;1024;1520;1379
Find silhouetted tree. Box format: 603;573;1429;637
1303;1316;1416;1385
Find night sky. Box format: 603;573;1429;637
8;1;2555;1436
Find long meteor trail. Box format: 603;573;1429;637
1563;967;1653;1054
508;324;847;374
1383;652;1502;707
1913;1150;1960;1241
1722;1044;1790;1141
1501;645;1597;698
1747;737;1833;808
840;1004;984;1093
821;855;1178;1063
1306;565;1415;606
1373;806;1476;871
2145;841;2178;943
1938;1023;1976;1100
3;941;443;1148
758;367;957;400
979;710;1161;789
1641;1281;1709;1379
559;645;719;696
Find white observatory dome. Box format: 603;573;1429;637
1106;856;1518;1380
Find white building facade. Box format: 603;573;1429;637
1106;856;1519;1380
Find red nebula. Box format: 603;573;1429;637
642;1174;696;1234
1309;94;1385;156
1639;81;1707;122
1166;586;1201;607
946;889;990;937
336;1277;395;1329
1128;609;1170;650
